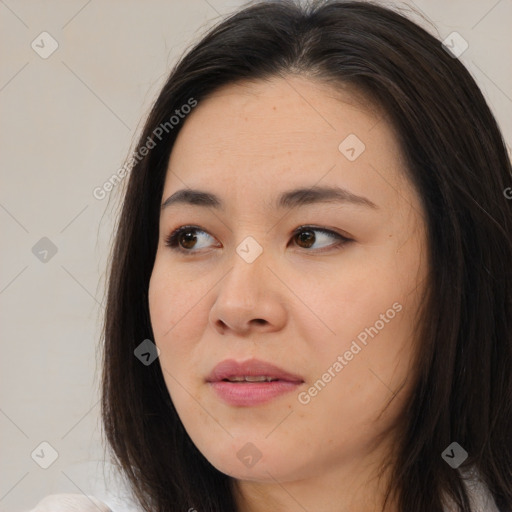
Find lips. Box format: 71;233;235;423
206;358;304;383
207;358;305;406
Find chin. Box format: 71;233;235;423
195;436;309;483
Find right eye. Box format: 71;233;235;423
164;225;218;255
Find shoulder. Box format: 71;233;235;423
443;466;500;512
462;466;500;512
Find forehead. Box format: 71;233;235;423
171;76;383;153
163;75;409;211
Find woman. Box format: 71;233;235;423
30;0;512;511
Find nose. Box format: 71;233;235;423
208;244;287;336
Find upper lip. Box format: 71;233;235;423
206;358;304;383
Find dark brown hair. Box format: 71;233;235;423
100;1;512;510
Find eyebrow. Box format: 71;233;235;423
161;185;378;211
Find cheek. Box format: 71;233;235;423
301;260;406;346
148;265;174;338
296;258;420;412
148;260;201;337
148;260;213;377
148;266;196;403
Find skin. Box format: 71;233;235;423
148;75;429;512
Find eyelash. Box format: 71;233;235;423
164;225;352;255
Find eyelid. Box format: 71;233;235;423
164;224;352;254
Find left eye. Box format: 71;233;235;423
291;226;351;251
164;225;351;254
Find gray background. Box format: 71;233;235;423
1;0;511;510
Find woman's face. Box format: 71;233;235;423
148;76;428;487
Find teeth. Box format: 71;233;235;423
226;376;279;382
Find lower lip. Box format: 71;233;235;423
209;380;302;406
